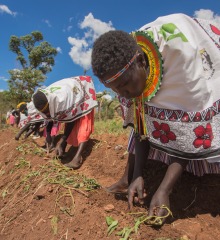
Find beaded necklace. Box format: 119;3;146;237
131;31;163;139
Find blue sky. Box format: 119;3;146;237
0;0;220;94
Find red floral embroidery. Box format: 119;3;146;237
193;123;213;149
80;103;89;111
152;121;176;144
210;24;220;35
118;96;133;108
89;88;96;100
79;76;91;82
193;112;202;122
71;108;78;116
158;111;165;120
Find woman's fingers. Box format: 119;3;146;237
128;190;135;209
133;191;147;205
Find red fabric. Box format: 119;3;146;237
67;109;94;147
43;122;61;137
9;115;15;125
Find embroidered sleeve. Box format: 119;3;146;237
118;96;134;128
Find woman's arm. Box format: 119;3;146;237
148;157;189;220
157;157;189;195
45;121;53;145
57;121;75;156
128;137;150;208
132;138;150;179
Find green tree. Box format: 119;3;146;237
8;31;57;103
96;91;120;120
0;91;8;113
0;90;16;125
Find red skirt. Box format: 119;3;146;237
67;109;94;147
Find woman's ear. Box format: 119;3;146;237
136;53;146;68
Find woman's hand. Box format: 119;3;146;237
148;189;170;223
46;135;52;145
55;138;67;157
128;176;146;209
146;157;188;224
56;144;64;157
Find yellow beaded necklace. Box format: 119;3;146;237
131;31;163;138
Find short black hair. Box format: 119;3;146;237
91;30;138;79
32;90;48;111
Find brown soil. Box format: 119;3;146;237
0;127;220;240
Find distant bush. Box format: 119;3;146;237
1;115;6;124
94;118;130;136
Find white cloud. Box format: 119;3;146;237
0;89;4;92
102;94;112;101
68;13;115;71
67;26;72;32
43;19;52;27
80;13;115;41
0;4;16;16
0;76;8;81
194;9;220;25
96;92;113;100
63;25;73;32
68;37;92;70
56;47;62;54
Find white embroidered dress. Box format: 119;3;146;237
121;14;220;162
36;76;97;123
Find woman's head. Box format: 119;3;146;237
18;103;27;114
32;90;50;116
92;30;147;99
